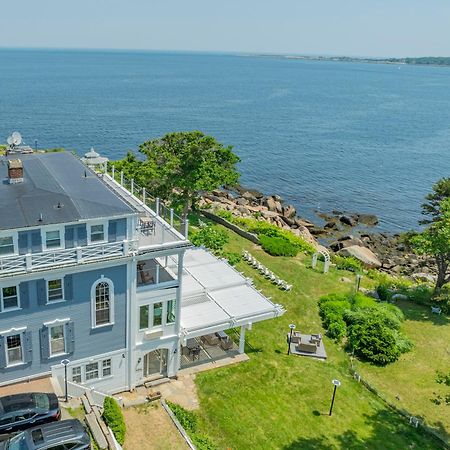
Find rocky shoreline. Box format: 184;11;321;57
199;186;434;282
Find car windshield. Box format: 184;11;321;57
6;432;28;450
32;393;50;410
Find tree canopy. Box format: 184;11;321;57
412;198;450;294
113;131;240;216
420;177;450;224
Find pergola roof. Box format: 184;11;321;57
81;147;108;166
179;248;285;338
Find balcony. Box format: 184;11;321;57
137;258;177;288
0;240;134;278
100;173;191;253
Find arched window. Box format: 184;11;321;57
91;278;114;328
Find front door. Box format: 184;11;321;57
143;349;167;379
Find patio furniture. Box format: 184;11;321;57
431;306;442;315
216;331;233;350
201;333;220;346
290;331;302;344
310;334;322;346
140;217;156;236
297;341;317;353
137;262;154;285
191;347;201;360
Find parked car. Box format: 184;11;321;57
0;393;60;434
0;419;91;449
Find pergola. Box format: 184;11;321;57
81;147;108;172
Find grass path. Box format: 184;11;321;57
192;226;446;449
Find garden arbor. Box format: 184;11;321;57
312;248;331;273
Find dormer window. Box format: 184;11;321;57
0;236;14;256
45;230;61;249
90;225;105;243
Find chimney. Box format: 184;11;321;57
8;159;24;184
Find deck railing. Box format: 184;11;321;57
0;240;135;277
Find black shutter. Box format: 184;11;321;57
64;275;73;301
23;331;33;363
19;282;29;309
36;279;47;305
65;322;75;354
40;327;50;360
0;336;6;368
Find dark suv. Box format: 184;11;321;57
0;393;60;434
0;419;91;449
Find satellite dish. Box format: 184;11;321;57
11;132;22;146
7;136;13;145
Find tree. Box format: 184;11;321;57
412;198;450;294
116;131;240;216
420;177;450;224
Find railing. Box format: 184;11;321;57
0;240;134;277
107;167;189;239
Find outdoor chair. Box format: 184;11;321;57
297;341;317;353
220;337;233;351
290;331;301;344
431;306;442;315
310;334;322;346
201;333;220;346
191;346;201;360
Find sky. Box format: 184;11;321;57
1;1;450;57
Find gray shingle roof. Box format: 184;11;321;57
0;152;135;230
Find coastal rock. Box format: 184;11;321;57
324;221;338;230
339;215;357;227
291;226;318;247
392;293;408;301
281;216;296;227
357;214;379;226
236;197;249;206
282;204;296;219
235;186;264;199
260;210;279;219
242;191;258;202
265;196;283;213
295;218;315;228
338;245;382;268
412;272;436;283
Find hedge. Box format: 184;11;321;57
259;235;298;257
102;397;126;445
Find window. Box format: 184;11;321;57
6;334;22;365
166;299;176;324
49;325;65;356
102;359;112;377
2;286;19;310
85;362;99;381
72;366;82;383
94;282;111;326
139;305;149;330
47;279;64;302
90;225;104;243
45;230;61;249
0;236;14;255
153;302;162;327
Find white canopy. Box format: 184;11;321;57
179;248;285;338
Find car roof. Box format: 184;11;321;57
0;393;55;415
30;419;86;448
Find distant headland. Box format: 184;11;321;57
247;54;450;67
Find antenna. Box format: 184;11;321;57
11;132;22;146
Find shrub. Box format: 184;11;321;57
191;226;229;252
259;235;298;257
221;251;242;266
332;255;363;273
102;397;126;445
216;209;234;221
167;401;218;450
326;320;347;341
347;318;401;365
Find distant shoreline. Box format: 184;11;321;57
243;53;450;68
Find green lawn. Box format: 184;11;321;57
192;226;447;449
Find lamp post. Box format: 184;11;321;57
329;379;341;416
287;324;296;355
61;359;70;403
355;274;362;293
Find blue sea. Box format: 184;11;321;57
1;49;450;232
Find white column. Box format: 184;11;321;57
239;326;246;354
174;251;185;372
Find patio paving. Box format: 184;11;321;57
287;333;327;360
0;376;55;397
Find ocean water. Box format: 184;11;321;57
1;49;450;232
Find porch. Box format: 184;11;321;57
180;332;241;369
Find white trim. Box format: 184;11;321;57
45;277;65;304
3;330;25;367
91;277;115;329
0;233;17;257
48;321;69;358
41;225;65;252
0;283;21;312
0;326;27;335
87;220;108;245
43;317;71;327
